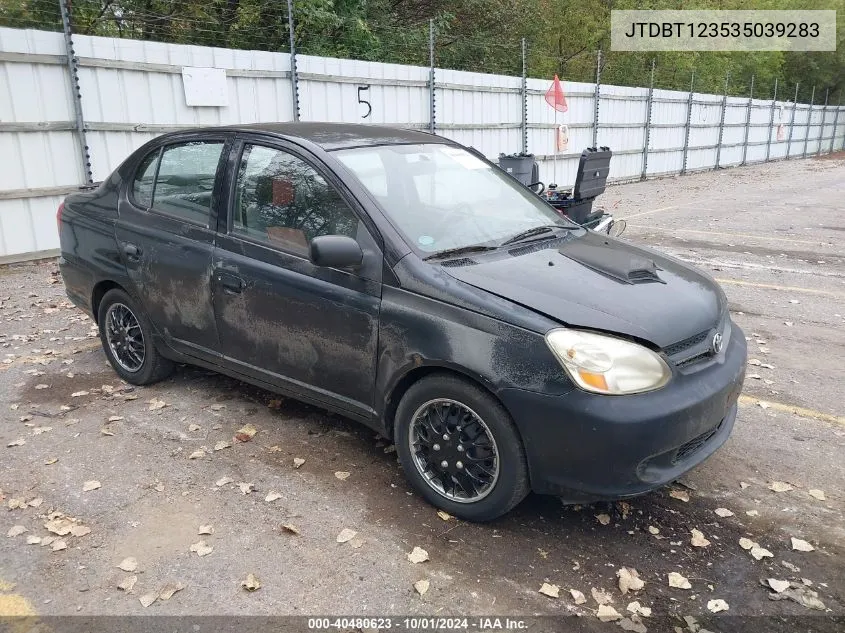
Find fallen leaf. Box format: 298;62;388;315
768;578;790;593
213;441;231;451
117;557;138;572
707;599;729;613
667;572;691;589
100;427;115;436
210;404;225;411
739;537;755;550
148;399;166;411
51;539;67;551
6;439;25;447
617;567;645;594
40;536;56;547
714;508;734;518
198;525;214;535
740;481;750;489
189;540;213;557
571;589;587;604
44;457;58;465
153;483;164;492
782;560;801;573
337;528;358;544
538;583;559;598
647;526;660;535
237;482;254;495
334;471;351;481
82;480;101;492
69;525;91;537
188;424;201;432
7;525;27;538
591;587;614;605
690;529;711;548
669;489;689;502
808;489;825;501
118;576;137;592
215;476;233;487
437;510;452;521
617;617;647;633
188;450;205;460
234;424;257;442
8;498;27;510
158;582;184;600
596;604;622;622
293;457;305;468
769;481;793;493
759;401;770;410
262;491;283;503
407;546;429;563
138;593;158;608
791;537;815;552
281;523;300;536
751;545;774;560
414;579;430;596
349;537;364;549
26;535;41;545
626;601;651;617
71;391;90;398
44;518;74;535
241;573;261;591
108;416;124;422
746;510;759;517
769;584;826;610
596;513;611;525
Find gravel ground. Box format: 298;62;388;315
1;154;844;631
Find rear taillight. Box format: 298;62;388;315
57;201;65;233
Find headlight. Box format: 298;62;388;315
545;328;671;395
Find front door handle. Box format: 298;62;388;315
215;272;246;294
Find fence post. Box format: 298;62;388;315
521;38;527;154
640;59;655;180
817;89;828;156
592;49;601;147
58;0;92;184
715;72;729;169
830;96;841;154
286;0;300;121
428;19;436;134
681;71;695;175
765;78;777;162
786;83;799;158
802;85;815;158
741;74;754;165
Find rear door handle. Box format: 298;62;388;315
215;272;246;294
123;243;142;259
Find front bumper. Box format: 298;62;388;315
499;323;747;501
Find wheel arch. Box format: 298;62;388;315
91;280;127;324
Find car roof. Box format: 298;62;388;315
185;122;447;151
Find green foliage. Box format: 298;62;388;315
1;0;841;99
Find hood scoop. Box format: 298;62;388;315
558;236;664;284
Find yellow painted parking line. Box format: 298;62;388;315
0;577;36;617
620;204;683;221
629;227;827;246
716;278;844;297
739;395;845;427
0;339;102;372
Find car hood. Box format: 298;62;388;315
439;231;724;349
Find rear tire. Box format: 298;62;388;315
394;374;530;522
97;288;174;385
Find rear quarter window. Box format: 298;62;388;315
131;148;160;207
151;141;225;225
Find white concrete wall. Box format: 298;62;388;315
2;26;844;258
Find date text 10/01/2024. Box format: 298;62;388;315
307;617;528;630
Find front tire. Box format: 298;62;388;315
97;288;174;385
394;374;530;521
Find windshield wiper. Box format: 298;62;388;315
423;244;499;261
500;224;570;246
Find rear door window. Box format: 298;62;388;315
151;141;224;225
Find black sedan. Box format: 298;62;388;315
58;123;746;521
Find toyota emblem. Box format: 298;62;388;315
712;332;723;354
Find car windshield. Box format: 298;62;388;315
334;144;576;255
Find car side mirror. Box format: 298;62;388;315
309;235;363;268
